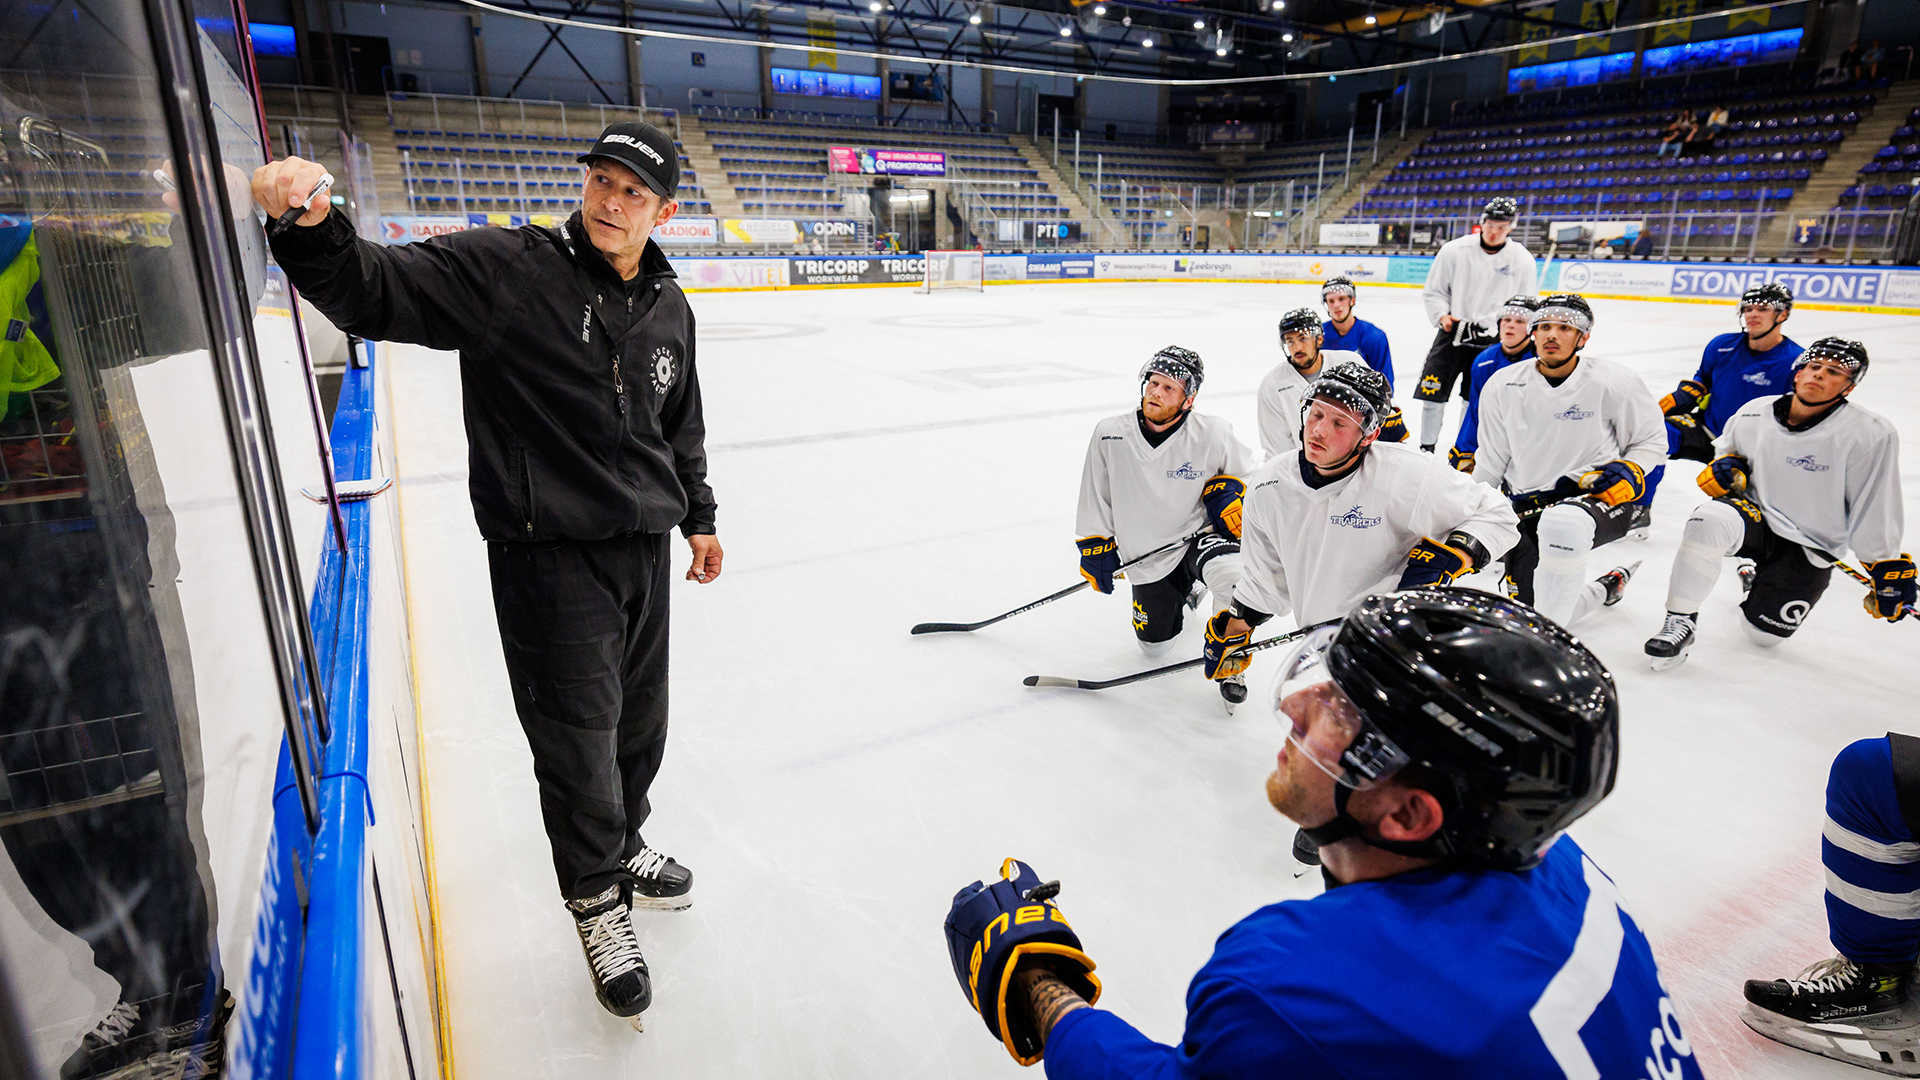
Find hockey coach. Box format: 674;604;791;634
253;121;716;1022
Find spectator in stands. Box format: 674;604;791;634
1657;114;1689;158
1865;40;1886;79
1842;40;1863;81
1705;105;1732;138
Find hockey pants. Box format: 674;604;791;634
1825;735;1920;965
1663;497;1832;644
489;531;671;902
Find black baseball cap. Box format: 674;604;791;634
578;121;680;200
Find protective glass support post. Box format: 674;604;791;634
1053;108;1060;167
1682;210;1695;258
1317;153;1325;200
403;149;415;213
1344;128;1353;192
1409;195;1418;252
1074;129;1080;185
1729;210;1742;254
1665;190;1679;259
456;158;466;213
1846;187;1864;263
1373;101;1382;165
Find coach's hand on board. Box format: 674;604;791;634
251;155;332;227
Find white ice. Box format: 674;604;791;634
387;280;1919;1079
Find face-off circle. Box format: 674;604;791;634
702;323;825;340
868;313;1040;330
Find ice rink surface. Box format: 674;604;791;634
387;279;1918;1079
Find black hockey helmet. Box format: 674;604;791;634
1279;589;1620;871
1532;293;1594;334
1140;345;1204;397
1793;337;1868;385
1300;361;1391;436
1278;306;1325;340
1495;294;1542;324
1739;281;1793;315
1482;196;1519;222
1320;276;1358;303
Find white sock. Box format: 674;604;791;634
1533;504;1598;625
1138;637;1176;657
1664;500;1745;613
1420;401;1446;448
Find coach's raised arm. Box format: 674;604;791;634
253;122;718;1028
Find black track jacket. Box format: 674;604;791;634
270;210;715;543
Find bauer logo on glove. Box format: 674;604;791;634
1201;476;1245;539
944;859;1100;1065
1863;554;1917;622
1698;454;1750;499
1078;536;1119;593
1580;459;1646;507
1204;609;1254;681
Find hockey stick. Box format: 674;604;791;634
1022;618;1339;692
910;530;1208;635
1831;558;1920;625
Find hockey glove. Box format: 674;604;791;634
1864;554;1917;622
944;859;1100;1065
1447;446;1474;472
1203;609;1254;681
1201;475;1245;539
1660;378;1707;416
1378;407;1410;444
1697;454;1750;499
1398;536;1475;590
1078;536;1119;594
1579;459;1647;507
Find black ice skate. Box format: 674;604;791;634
1645;612;1696;671
1219;673;1248;714
1625;503;1652;542
1738;560;1757;594
1184;579;1207;612
60;1001;150;1080
1746;957;1911;1023
626;840;693;911
1598;561;1639;606
568;885;653;1029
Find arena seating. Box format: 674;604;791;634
395;126;712;216
1819;104;1920;246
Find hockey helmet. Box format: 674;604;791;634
1275;589;1620;871
1278;307;1325;340
1320;276;1358;303
1739;281;1794;315
1792;337;1868;385
1532;293;1593;334
1300;361;1391;436
1140;345;1204;398
1481;196;1519;222
1495;294;1542;324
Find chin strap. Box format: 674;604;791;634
1300;785;1456;861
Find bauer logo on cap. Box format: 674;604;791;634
578;121;681;200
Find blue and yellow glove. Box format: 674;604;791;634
1697;454;1750;499
1864;554;1917;622
1203;609;1253;681
944;859;1101;1065
1201;475;1245;539
1078;536;1118;593
1580;459;1647;507
1398;536;1475;589
1660;378;1706;416
1378;407;1410;444
1447;446;1474;472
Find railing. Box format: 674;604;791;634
385;90;677;141
690;102;992;134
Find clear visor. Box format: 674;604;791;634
1272;625;1409;790
1739;301;1784;315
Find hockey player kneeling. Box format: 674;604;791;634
1077;346;1254;709
1474;294;1664;628
944;590;1705;1078
1204;362;1518;692
1644;338;1910;668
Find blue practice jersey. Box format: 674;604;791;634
1323;318;1394;391
1450;341;1532;458
1043;836;1704;1080
1691;332;1802;435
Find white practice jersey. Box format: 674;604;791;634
1232;443;1521;626
1716;397;1906;563
1422;234;1538;328
1475;354;1666;497
1254;350;1363;460
1077;411;1254;585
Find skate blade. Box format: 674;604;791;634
628;1014;646;1033
1742;1003;1920;1076
1627;528;1650;542
630;895;693;912
1647;649;1690;671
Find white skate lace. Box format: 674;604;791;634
90;1001;142;1042
629;848;671;881
1655;613;1693;642
1785;957;1860;995
579;906;646;981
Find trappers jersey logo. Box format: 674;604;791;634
1330;505;1382;529
1166;461;1204;480
1787;454;1829;472
649;346;677;394
1554;404;1596;421
1742;370;1775;386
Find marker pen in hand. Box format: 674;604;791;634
270;172;334;237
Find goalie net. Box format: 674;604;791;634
920;250;986;292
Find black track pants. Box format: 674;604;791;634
488;531;670;901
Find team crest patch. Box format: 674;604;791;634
1132;601;1149;630
1741;371;1773;386
1330;505;1382;529
1787;454;1829;472
1166;461;1203;480
649;346;677;394
1554;404;1595;421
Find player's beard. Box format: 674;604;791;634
1141;396;1186;426
1289;347;1319;373
1266;748;1328;826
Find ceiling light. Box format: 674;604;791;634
1141;35;1153;46
1193;18;1206;28
1274;1;1283;7
968;11;981;22
1281;31;1292;40
1215;46;1227;54
1364;13;1376;23
1060;24;1072;34
868;2;881;10
1093;3;1105;13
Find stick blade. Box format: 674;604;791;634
910;622;974;635
1023;675;1081;688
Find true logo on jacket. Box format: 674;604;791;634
580;304;593;344
1330;505;1382;529
1554;404;1595;421
649;346;677;394
1787;454;1829;472
1166;461;1203;480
